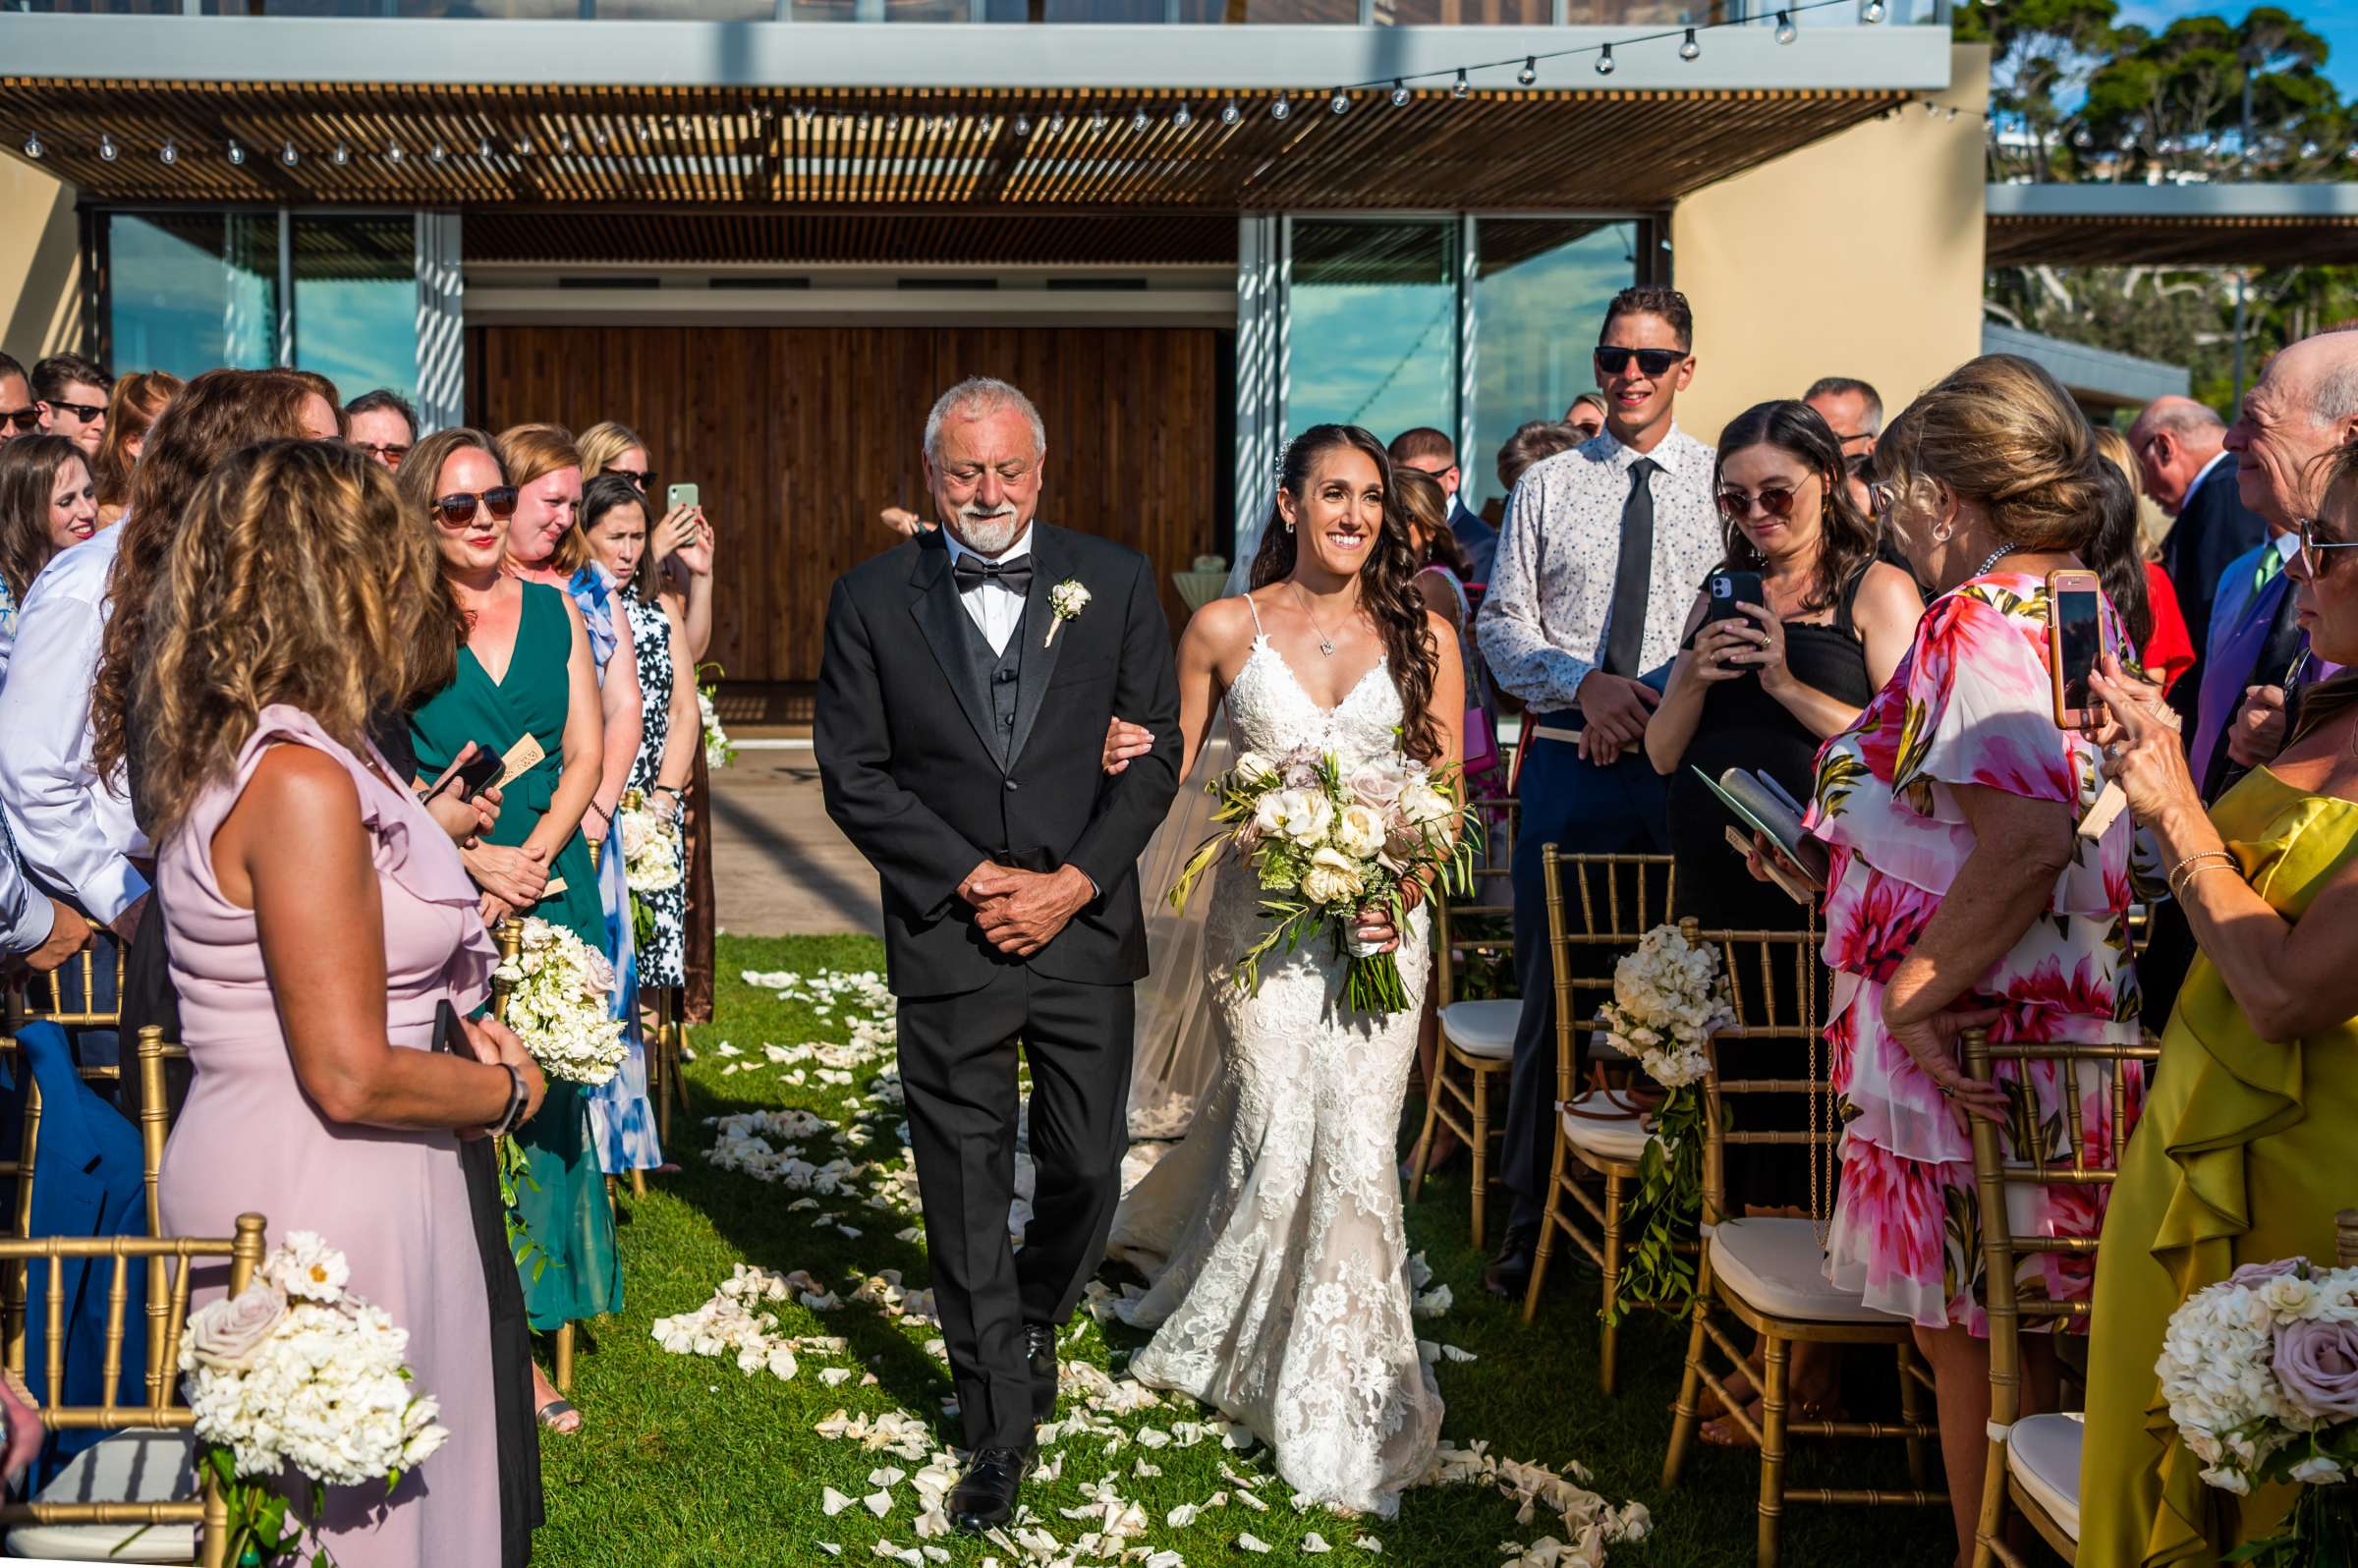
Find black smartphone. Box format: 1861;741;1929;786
2047;569;2105;728
1704;569;1765;624
432;998;469;1058
431;744;505;804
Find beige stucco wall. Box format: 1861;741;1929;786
0;156;83;366
1671;42;1991;444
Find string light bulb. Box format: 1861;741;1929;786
429;140;448;163
594;125;612;145
1517;55;1538;86
1862;0;1884;20
332;141;350;166
278;139;298;166
1132;107;1151;133
1220;100;1241;126
1330;88;1350;114
516;134;533;154
99;133;119;162
1088;109;1107;132
1390;79;1411;107
1678;27;1701;59
385;140;405;164
1173;100;1193;128
1774;9;1796;42
20;133;40;160
226;139;245;166
558;130;575;153
1014;113;1032;136
158;139;177;166
1451;69;1471;98
1595;43;1616;75
477;137;495;159
1270;96;1290;121
1047;110;1066;133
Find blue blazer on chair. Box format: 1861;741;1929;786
15;1021;148;1484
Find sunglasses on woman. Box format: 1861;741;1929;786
1594;346;1685;379
607;467;655;491
432;487;520;528
1716;482;1806;522
2298;515;2358;578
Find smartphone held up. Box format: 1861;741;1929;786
2047;568;2105;731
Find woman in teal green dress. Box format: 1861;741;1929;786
399;426;620;1434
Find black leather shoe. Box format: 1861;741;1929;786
947;1444;1035;1535
1482;1224;1540;1299
1024;1323;1057;1425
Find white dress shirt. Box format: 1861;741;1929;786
0;524;151;924
943;524;1034;656
1476;423;1721;714
0;811;55;956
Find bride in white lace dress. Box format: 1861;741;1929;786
1107;425;1466;1518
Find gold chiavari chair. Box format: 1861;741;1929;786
0;1211;265;1566
1407;796;1519;1249
1661;927;1940;1568
135;1028;190;1402
10;945;129;1033
1522;849;1677;1397
1965;1025;2162;1568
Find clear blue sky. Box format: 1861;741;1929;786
2112;1;2358;96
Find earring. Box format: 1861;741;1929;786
1931;521;1953;544
1285;520;1295;533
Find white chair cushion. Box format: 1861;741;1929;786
1561;1090;1653;1163
1440;1000;1519;1062
1708;1216;1908;1325
2005;1411;2083;1542
7;1428;199;1563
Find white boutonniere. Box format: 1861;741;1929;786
1045;579;1091;647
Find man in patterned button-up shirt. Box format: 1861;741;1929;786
1475;284;1723;1298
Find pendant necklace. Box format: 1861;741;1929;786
1291;581;1346;657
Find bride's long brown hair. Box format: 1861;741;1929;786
1250;423;1442;762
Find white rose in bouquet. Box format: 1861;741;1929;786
1396;781;1454;831
1233;751;1277;786
1300;846;1367;907
1335;802;1388;860
1348;761;1406;811
1271;788;1334;848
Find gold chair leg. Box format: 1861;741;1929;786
1469;1065;1490;1253
1598;1168;1624;1397
1756;1334;1790;1568
1662;1300;1711;1488
1896;1341;1932;1490
1406;1058;1442;1203
1521;1174;1563;1325
555;1321;577;1393
630;1168;647;1201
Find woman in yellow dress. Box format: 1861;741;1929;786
2077;439;2358;1564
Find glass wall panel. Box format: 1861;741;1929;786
292;215;420;407
1375;0;1549;24
107;213;277;382
1284;218;1458;450
1466;217;1636;512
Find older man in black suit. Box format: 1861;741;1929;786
2132;394;2271;724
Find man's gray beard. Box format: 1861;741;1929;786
950;510;1020;557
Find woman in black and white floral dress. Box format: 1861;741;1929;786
578;475;696;987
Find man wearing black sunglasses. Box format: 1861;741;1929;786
0;353;36;446
31;352;111;463
1475;284;1720;1300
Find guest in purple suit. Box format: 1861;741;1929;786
97;440;546;1567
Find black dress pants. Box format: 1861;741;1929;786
896;966;1133;1453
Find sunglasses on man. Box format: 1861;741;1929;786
0;408;37;433
433;487;520;527
42;400;105;424
1594;346;1686;380
359;442;412;469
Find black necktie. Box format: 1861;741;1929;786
1602;458;1658;677
952;552;1033;596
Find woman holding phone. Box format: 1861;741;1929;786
1757;355;2142;1568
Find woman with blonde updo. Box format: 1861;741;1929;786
1764;355;2145;1566
90;369;182;530
129;439;541;1567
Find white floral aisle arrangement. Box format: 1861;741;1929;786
1595;923;1735;1325
2160;1257;2358;1561
1169;746;1478;1015
618;790;684;895
494;917;627;1087
181;1231;447;1567
697;661;736;770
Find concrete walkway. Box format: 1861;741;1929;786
708;749;881;936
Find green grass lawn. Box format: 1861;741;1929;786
532;934;1962;1567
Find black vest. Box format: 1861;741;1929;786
963;612;1025;769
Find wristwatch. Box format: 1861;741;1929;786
486;1063;529;1138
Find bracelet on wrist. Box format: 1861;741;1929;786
486;1063;528;1138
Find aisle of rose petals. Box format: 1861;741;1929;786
651;967;1653;1568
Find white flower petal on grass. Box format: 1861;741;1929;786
820;1368;853;1387
1237;1533;1271;1553
1302;1533;1332;1553
821;1487;854;1517
1165;1504;1200;1529
863;1489;893;1519
1354;1536;1384;1553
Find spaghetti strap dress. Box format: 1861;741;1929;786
410;581;623;1329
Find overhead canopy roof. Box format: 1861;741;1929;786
1986;182;2358;267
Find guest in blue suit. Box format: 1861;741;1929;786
1389;427;1498;587
2129;394;2270;726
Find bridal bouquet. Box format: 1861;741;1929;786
1169;745;1477;1015
493;916;627;1087
1599;923;1735;1324
2159;1257;2358;1561
181;1231;448;1566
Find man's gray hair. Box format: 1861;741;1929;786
2137;396;2225;438
1804;375;1882;434
2311;353;2358;429
924;377;1046;464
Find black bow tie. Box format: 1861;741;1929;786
952;553;1033;596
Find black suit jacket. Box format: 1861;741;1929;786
814;524;1182;998
2164;458;2270;667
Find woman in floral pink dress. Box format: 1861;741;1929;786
1795;355;2144;1567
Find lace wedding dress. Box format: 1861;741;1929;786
1106;603;1443;1518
